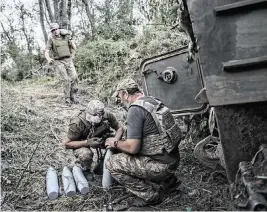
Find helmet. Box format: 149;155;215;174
113;78;139;97
50;23;59;31
86;100;105;116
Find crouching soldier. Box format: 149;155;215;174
62;100;124;181
105;79;182;209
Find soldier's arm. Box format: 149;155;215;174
44;38;54;63
105;108;142;154
114;124;124;142
106;112;124;142
63;140;89;149
63;121;89;149
105;138;141;154
69;39;76;58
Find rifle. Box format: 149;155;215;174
87;122;113;175
87;122;112;149
91;122;111;138
235;144;267;211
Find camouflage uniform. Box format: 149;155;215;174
68;109;120;171
107;153;179;203
107;79;182;204
46;35;78;102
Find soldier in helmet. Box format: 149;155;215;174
63;100;124;173
45;22;79;104
105;79;182;208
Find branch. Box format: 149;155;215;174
0;21;12;42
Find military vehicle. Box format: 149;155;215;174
140;0;267;197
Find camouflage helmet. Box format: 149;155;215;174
113;79;139;97
86;100;105;116
50;23;59;31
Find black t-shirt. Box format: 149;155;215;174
127;96;179;164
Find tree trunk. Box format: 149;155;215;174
75;0;89;38
67;0;72;30
44;0;55;22
81;0;96;39
17;5;33;54
60;0;68;28
53;0;60;23
129;0;134;24
20;15;32;54
104;0;111;25
38;0;48;43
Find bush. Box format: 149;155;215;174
75;25;189;101
1;53;40;82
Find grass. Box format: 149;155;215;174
1;78;233;211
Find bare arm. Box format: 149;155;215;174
44;39;54;63
114;126;124;141
69;40;76;58
104;120;124;147
62;139;89;149
105;138;141;154
44;49;53;61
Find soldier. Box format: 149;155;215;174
62;100;124;173
44;22;79;104
105;79;182;208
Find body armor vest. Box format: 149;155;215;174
51;36;71;59
130;97;182;156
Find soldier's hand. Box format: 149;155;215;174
62;139;70;146
105;138;117;149
87;137;104;149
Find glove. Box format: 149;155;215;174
87;137;105;149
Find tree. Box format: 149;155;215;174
15;3;35;54
38;0;48;42
67;0;72;30
38;0;72;32
44;0;55;22
81;0;96;38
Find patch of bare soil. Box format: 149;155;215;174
1;77;233;211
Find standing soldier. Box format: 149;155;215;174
45;23;78;104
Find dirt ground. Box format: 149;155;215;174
1;77;234;211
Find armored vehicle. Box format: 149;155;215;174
140;0;267;184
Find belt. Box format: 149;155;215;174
55;56;71;60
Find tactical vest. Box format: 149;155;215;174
130;97;182;156
51;36;71;59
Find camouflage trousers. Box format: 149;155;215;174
106;153;179;203
73;147;94;171
54;58;78;100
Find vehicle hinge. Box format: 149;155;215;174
195;88;208;104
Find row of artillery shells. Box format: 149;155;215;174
46;166;89;200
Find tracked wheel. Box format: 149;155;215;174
193;135;225;169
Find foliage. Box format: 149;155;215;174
75;25;189;101
1;0;183;82
1;53;40;81
1;0;40;81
